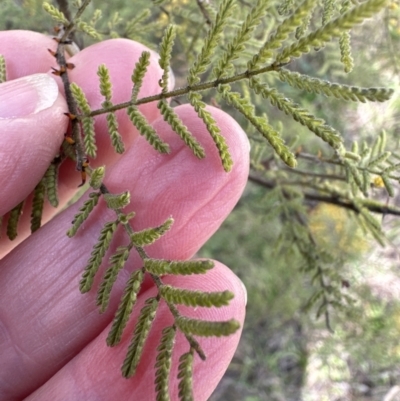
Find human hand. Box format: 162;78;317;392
0;31;249;401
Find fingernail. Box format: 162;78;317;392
239;278;248;306
0;73;58;119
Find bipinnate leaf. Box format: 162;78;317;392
160;285;234;308
154;326;176;401
144;259;215;276
175;317;240;337
276;0;389;63
131;51;151;101
219;85;296;167
106;112;125;154
44;161;60;208
30;178;46;233
127;106;170;154
103;191;130;210
0;54;6;83
178;351;194;401
188;92;232;172
70;82;97;158
67;192;101;237
97;246;131;313
277;69;394;102
251;78;342;149
75;19;102;39
130;217;174;247
7;201;24;240
188;0;235;85
158;100;205;159
107;269;144;346
79;220;119;293
122;297;159;378
42;2;69;24
158;25;176;93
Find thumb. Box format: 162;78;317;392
0;73;68;215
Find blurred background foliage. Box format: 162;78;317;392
2;0;400;399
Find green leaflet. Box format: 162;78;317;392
158;25;176;93
96;246;131;312
6;201;24;240
75;19;102;39
160;285;234;308
30;178;46;233
42;2;69;24
67;192;101;237
0;54;6;83
175;316;240;337
144;259;215;275
130;217;174;247
79;220;119;293
131;51;151;101
103;191;130;210
278;69;394;102
188;92;233;172
157;100;205;159
127;106;170;154
107;269;144;346
44;161;60;208
122;297;159;378
177;351;194;401
89;166;105;190
155;326;176;401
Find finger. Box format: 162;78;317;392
26;263;246;401
0;74;68;215
0;104;249;400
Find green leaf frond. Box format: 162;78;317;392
157;100;205;159
70;82;97;158
107;112;125;154
131;51;151;101
43;161;60;208
219;85;297;167
79;220;119;293
277;69;394;102
103;191;130;210
295;4;314;39
368;150;391;168
155;326;176;401
158;25;176;93
0;54;6;83
127;106;170;154
144;259;215;276
322;0;337;25
354;200;386;246
75;18;102;39
188;92;233;172
106;269;144;346
130;217;174;247
381;174;394;197
122;297;159;378
339;0;354;73
89;166;105;190
97;246;132;312
188;0;235;85
42;2;69;25
213;0;271;79
248;0;317;70
160;285;234;308
6;201;24;240
67;192;101;237
97;64;112;102
30;178;46;233
176;316;240;337
276;0;389;63
178;351;194;401
251;78;342;149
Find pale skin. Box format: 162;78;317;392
0;31;249;401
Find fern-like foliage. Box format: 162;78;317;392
2;0;397;399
